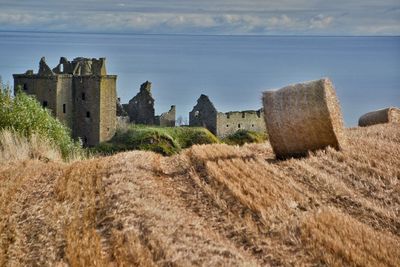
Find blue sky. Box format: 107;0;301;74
0;0;399;35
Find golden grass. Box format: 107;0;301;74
300;207;400;267
0;129;62;163
0;123;399;266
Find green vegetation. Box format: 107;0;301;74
95;125;219;156
0;84;83;159
222;129;268;146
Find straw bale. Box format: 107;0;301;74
358;107;400;127
262;78;346;159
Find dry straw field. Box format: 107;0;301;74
0;123;399;266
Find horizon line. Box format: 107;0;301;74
0;29;399;38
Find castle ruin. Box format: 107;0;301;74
13;57;117;146
189;94;266;137
122;81;176;127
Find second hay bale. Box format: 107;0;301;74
262;78;345;159
358;107;400;127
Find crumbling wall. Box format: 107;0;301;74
216;109;266;137
52;57;107;76
188;94;266;137
125;81;155;125
116;98;128;116
38;57;54;76
189;94;218;135
156;105;176;127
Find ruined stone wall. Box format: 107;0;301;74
72;76;101;146
126;82;155;125
216;110;266;137
189;95;218;135
116;98;128;116
53;57;107;76
99;76;117;143
157;105;176;127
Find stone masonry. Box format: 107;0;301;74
13;57;117;146
155;105;176;127
124;81;155;124
189;94;266;137
122;81;176;126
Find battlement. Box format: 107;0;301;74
220;110;263;119
53;57;108;76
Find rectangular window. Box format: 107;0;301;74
63;104;66;113
43;101;48;108
86;111;91;118
82;92;86;100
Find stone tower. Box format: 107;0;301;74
13;57;117;146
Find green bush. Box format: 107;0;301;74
94;125;219;156
165;126;219;148
222;129;268;146
0;86;83;159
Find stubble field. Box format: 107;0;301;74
0;123;399;266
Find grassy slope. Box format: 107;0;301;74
0;124;399;266
95;125;219;156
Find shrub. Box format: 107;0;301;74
166;126;219;148
95;126;180;156
222;129;268;146
94;125;219;156
0;86;83;160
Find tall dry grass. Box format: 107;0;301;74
0;129;62;163
0;123;399;266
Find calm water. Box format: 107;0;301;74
0;31;399;126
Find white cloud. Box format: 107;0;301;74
309;14;334;29
0;0;398;35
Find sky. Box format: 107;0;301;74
0;0;399;35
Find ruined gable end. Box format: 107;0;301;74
189;94;218;135
125;81;155;125
38;57;55;76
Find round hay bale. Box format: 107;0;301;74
262;78;346;159
358;107;400;127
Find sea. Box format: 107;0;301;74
0;31;399;127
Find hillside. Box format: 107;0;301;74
0;124;399;266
